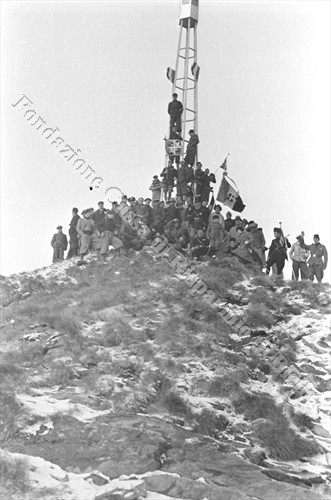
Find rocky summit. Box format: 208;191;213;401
0;249;330;499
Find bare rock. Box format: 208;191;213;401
312;424;331;439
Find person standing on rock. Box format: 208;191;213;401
76;208;95;259
265;227;291;277
51;226;68;263
67;208;80;259
300;234;328;283
289;233;310;280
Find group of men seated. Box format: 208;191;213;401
51;194;328;283
51;197;267;267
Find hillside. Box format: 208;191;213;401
0;249;330;500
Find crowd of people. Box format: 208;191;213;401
51;195;328;283
50;92;328;283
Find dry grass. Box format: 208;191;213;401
193;408;229;437
245;304;275;329
253;417;320;461
208;369;248;398
163;391;192;417
0;451;30;495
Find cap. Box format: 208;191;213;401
188;129;194;134
274;227;282;233
112;201;118;206
235;215;242;221
98;201;104;205
56;225;63;229
145;198;151;202
314;234;320;240
153;175;158;179
72;207;79;213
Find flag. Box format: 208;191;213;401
219;158;228;172
191;62;200;81
165;138;182;156
216;174;245;212
166;67;176;84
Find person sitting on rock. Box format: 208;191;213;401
100;210;124;261
226;237;239;255
190;229;210;260
51;226;68;263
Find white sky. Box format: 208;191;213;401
1;0;330;277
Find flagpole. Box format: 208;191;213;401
214;153;230;176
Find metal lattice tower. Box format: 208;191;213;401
166;0;199;163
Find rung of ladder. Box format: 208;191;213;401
185;108;196;113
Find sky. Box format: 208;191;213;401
1;0;330;278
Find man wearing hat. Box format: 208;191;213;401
250;222;267;268
92;201;107;234
194;162;206;199
184;130;199;167
224;211;235;233
151;199;166;234
265;227;291;277
51;226;68;263
201;168;216;203
165;197;179;224
289;233;310;280
229;216;243;243
160;162;178;201
168;93;183;133
76;208;95;258
67;208;81;259
300;234;328;283
149;175;161;202
176;161;189;202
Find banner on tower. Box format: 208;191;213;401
165;138;182;156
166;67;176;84
191;62;200;81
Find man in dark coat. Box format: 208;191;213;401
194;162;206;199
160;163;178;201
190;229;210;260
266;227;291;276
184;130;199;166
67;208;80;259
151;200;166;234
168;93;183;133
165;198;180;224
201;168;216;203
92;201;107;235
51;226;68;263
224;211;235;233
